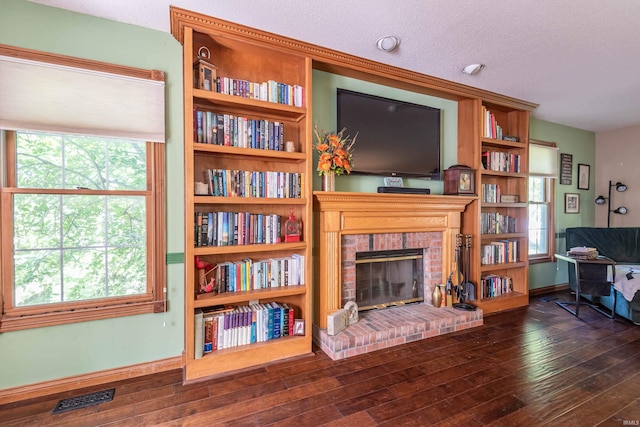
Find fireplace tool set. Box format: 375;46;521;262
452;234;477;311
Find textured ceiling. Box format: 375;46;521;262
28;0;640;133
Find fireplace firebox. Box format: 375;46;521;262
355;248;424;311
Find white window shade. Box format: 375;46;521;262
0;55;165;143
529;143;558;177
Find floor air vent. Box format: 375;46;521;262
52;388;115;414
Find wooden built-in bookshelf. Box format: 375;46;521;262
171;9;313;381
458;99;531;313
171;6;537;380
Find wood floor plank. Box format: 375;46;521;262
2;291;640;426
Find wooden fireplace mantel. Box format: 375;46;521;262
313;191;475;329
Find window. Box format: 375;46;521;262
528;140;557;263
0;46;165;332
528;176;554;261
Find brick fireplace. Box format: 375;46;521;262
313;192;483;360
342;232;441;309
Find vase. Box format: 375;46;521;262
321;172;336;191
439;284;447;307
432;284;442;308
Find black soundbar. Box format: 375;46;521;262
377;187;431;195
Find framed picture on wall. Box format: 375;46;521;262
565;193;580;214
560;153;573;185
577;164;590;190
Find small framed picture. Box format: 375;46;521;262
577;164;590;190
565;193;580;214
293;319;305;336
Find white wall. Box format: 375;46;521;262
595;125;640;227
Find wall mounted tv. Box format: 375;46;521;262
336;88;442;179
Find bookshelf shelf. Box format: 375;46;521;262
480;137;527;149
193;89;306;119
193;143;307;162
186;335;309;378
480;202;528;208
194;242;307;256
479;291;528;310
174;16;313;381
480;261;527;272
480;232;527;241
194;196;308;205
480;170;528;179
195;285;307;307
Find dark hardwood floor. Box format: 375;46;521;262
2;291;640;426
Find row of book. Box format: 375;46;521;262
481;150;522;173
205;254;305;294
481;183;501;203
481;274;513;299
194;109;287;149
480;239;520;265
483;106;504;140
203;169;302;198
194;302;299;358
212;76;305;108
195;211;285;247
480;212;517;234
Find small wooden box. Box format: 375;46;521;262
443;164;475;195
500;194;519;203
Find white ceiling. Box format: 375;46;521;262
28;0;640;133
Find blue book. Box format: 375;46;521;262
266;304;274;340
257;214;263;244
270;302;281;339
196;110;203;142
222;212;229;246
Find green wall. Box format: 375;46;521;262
0;0;185;390
529;118;596;290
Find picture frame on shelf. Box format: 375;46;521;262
293;319;305;336
577;164;590;190
565;193;580;214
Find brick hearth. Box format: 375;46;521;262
313;303;483;360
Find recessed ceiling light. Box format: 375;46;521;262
376;36;400;52
462;64;485;75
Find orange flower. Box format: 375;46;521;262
313;125;358;176
318;159;332;172
319;152;332;162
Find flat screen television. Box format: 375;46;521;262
336;88;442;179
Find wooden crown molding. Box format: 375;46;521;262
169;6;537;111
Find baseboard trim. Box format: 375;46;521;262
529;283;569;297
0;356;183;405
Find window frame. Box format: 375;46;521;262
0;49;166;333
528;139;556;264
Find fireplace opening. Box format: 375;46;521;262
355;248;424;311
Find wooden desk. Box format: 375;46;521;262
555;253;616;319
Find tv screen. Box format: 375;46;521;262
336;88;442;179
